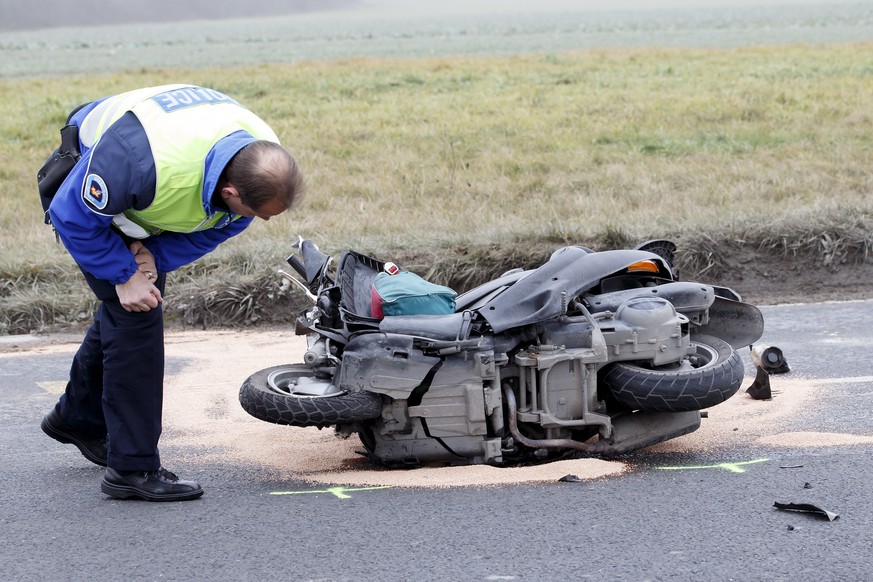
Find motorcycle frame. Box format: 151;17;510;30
272;241;760;467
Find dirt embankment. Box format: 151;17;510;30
4;242;871;337
687;246;873;306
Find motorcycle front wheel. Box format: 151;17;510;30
239;364;382;428
601;334;744;412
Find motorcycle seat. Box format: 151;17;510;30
378;311;473;341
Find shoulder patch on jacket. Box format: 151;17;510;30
82;174;109;211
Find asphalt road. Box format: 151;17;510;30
1;300;872;581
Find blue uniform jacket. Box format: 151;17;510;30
48;99;256;285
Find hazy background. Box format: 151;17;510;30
2;0;871;78
0;0;357;32
0;0;858;32
0;0;860;31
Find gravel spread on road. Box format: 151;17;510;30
14;328;869;488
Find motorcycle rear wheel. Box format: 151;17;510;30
601;334;744;412
239;364;382;427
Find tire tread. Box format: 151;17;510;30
239;365;382;427
602;334;744;412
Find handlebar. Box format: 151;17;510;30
286;254;306;278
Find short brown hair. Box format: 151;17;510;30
225;141;305;212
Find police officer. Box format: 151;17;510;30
39;84;304;501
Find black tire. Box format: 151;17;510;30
239;364;382;427
601;334;744;412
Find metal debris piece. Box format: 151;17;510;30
773;502;839;521
558;474;583;483
751;344;790;374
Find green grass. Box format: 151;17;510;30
2;44;873;333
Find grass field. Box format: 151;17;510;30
2;7;873;333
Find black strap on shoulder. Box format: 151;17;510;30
36;101;92;226
37;123;82;225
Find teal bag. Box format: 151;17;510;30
371;271;456;317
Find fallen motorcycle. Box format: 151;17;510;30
240;238;764;466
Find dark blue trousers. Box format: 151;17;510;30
57;269;167;471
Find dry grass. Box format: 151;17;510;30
2;44;873;332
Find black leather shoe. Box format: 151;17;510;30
101;467;204;502
41;408;108;467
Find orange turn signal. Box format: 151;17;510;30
627;260;660;273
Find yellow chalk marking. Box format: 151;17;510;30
657;458;770;473
36;381;67;395
271;485;393;499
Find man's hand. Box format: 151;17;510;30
116;270;163;312
130;241;158;282
117;246;163;312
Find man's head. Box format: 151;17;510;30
219;141;304;220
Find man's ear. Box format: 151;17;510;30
220;184;241;202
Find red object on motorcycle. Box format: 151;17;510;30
371;288;384;319
371;262;400;317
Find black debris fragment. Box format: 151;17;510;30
779;464;804;469
746;365;772;400
773;502;839;521
558;474;582;483
746;344;791;399
803;482;813;489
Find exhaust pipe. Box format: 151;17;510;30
503;385;610;454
